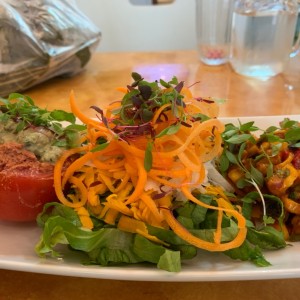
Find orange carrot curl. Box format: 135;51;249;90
53;81;247;251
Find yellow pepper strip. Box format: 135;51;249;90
282;195;300;214
62;152;93;188
267;163;298;196
105;194;133;216
125;157;147;204
81;166;96;188
140;192;164;224
205;186;236;218
103;208;119;225
114;173;131;193
54;145;90;208
101;183;134;220
112;170;127;179
118;215;168;246
87;184;107;206
97;172;116;193
75;206;94;230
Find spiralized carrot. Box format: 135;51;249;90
53;82;247;253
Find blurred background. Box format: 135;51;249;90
75;0;196;52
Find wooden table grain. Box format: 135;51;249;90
1;50;300;300
25;50;300;118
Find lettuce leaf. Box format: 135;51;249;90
35;213;181;272
224;240;271;267
35;198;277;272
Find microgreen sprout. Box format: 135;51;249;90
90;72;213;172
219;118;300;227
220;121;271;226
0;93;86;149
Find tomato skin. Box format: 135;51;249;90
0;172;57;222
292;149;300;169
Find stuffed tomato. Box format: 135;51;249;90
0;93;83;222
0;143;57;221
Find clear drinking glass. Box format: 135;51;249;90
230;0;300;79
195;0;234;65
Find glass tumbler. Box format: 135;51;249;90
195;0;234;65
230;0;300;79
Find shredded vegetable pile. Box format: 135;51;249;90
36;73;288;272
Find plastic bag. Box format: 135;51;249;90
0;0;101;97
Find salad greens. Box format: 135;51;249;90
34;76;299;273
36;193;278;272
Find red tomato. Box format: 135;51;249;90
292;149;300;169
0;172;57;222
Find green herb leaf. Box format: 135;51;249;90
240;121;259;132
159;79;171;88
285;127;300;142
265;126;278;133
263;215;275;225
131;72;143;82
192;113;210;122
90;142;109;152
223;129;239;139
50;110;76;124
219;152;230;173
250;164;264;187
225;150;239;165
280;118;299;129
226;133;252;144
0;93;85;150
144;141;153;172
156;123;181;138
224;240;271;267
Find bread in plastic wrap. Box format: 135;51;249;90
0;0;101;97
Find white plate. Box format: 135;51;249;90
1;115;300;282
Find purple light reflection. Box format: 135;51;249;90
133;64;189;82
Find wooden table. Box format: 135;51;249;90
1;51;300;300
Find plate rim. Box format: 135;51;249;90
1;114;300;282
